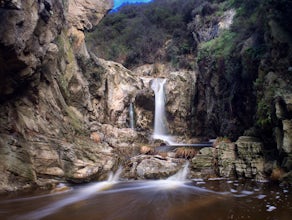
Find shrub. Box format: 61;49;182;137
198;30;237;60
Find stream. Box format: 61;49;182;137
0;168;291;220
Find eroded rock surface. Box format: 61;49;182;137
0;0;117;192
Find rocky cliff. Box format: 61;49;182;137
0;0;118;192
190;0;292;179
0;0;291;192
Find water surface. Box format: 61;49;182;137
0;178;290;220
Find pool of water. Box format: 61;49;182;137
0;178;291;220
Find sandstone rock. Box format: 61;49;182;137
50;183;71;193
273;95;292;172
218;9;236;32
211;136;267;180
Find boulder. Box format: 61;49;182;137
128;155;186;179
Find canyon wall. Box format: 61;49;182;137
0;0;120;192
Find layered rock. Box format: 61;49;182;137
191;147;216;178
0;0;117;192
191;136;266;180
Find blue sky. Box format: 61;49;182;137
113;0;153;10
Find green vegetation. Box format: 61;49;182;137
86;0;199;69
198;30;236;60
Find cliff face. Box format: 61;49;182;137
0;0;115;192
190;0;292;177
0;0;291;191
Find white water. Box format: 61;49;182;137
129;102;135;129
145;162;190;190
151;78;175;144
20;167;123;220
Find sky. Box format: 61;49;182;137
113;0;153;10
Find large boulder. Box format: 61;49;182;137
128;155;186;179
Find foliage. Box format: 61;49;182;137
86;0;197;69
198;30;236;60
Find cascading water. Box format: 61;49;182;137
2;165;291;220
147;162;190;189
129;102;135;130
19;167;123;220
151;78;175;144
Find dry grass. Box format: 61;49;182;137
175;147;198;159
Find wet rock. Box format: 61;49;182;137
128;155;185;179
132;63;196;136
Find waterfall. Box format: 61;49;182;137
151;78;174;144
129;103;135;130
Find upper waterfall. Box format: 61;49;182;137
151;78;175;144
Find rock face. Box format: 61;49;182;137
0;0;117;192
189;7;257;140
274;95;292;171
132;63;196;136
66;0;113;57
192;147;216;178
216;137;265;180
191;136;266;180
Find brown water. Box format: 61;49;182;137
0;179;291;220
